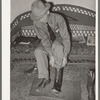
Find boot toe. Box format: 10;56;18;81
52;88;61;95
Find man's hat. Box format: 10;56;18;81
30;0;51;21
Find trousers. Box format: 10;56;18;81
34;40;64;79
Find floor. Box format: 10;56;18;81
10;63;89;100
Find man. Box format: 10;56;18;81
30;0;71;94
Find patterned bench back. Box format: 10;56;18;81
11;4;95;45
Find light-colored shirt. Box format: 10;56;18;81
33;12;71;57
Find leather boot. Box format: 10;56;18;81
36;78;51;92
52;67;64;94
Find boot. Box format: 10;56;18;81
52;67;64;94
36;78;51;92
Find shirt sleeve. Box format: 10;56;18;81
33;21;53;56
57;15;71;57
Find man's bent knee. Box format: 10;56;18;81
56;44;63;50
54;44;63;53
53;44;64;59
34;48;43;56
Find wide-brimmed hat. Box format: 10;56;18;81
30;0;51;21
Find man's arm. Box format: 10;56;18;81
33;21;53;57
58;16;71;57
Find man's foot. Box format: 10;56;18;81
52;88;61;95
52;82;61;95
36;79;45;92
51;68;63;95
36;78;51;92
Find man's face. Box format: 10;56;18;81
39;11;49;23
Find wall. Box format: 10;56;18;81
11;0;96;22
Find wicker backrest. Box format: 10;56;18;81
11;4;95;45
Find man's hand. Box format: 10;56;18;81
49;56;54;67
62;57;67;67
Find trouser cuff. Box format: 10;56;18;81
38;73;49;79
